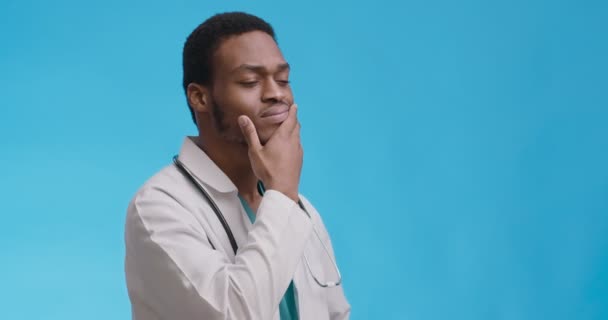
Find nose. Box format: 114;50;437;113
261;78;287;104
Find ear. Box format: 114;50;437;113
186;83;210;113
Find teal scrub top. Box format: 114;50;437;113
238;195;299;320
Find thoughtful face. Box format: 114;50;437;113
207;31;293;145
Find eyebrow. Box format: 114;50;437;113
231;62;290;74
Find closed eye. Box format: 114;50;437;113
239;81;259;87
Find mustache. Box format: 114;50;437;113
212;100;292;118
266;100;291;108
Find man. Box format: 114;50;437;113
124;12;350;320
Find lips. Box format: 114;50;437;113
261;104;289;118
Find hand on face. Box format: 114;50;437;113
237;103;302;202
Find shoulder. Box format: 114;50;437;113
128;165;181;211
125;164;199;235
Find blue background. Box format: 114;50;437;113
1;0;607;319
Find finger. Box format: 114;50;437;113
276;103;298;136
291;109;301;134
238;115;262;151
292;120;301;136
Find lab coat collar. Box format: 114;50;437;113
177;136;238;194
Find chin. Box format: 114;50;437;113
259;136;271;146
258;127;279;145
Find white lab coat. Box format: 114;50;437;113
124;137;351;320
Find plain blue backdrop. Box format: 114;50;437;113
1;0;607;319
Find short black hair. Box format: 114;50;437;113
182;12;277;125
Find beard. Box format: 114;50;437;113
209;98;248;146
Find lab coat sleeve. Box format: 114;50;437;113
300;196;352;320
125;187;313;320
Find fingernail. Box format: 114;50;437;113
238;116;247;127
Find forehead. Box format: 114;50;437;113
212;31;286;73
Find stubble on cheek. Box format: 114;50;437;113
211;103;248;145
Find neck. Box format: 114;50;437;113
192;135;259;201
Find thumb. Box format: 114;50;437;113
238;115;262;151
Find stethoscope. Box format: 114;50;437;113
173;155;342;288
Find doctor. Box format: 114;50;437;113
124;12;350;320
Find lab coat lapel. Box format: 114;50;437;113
177;137;249;259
